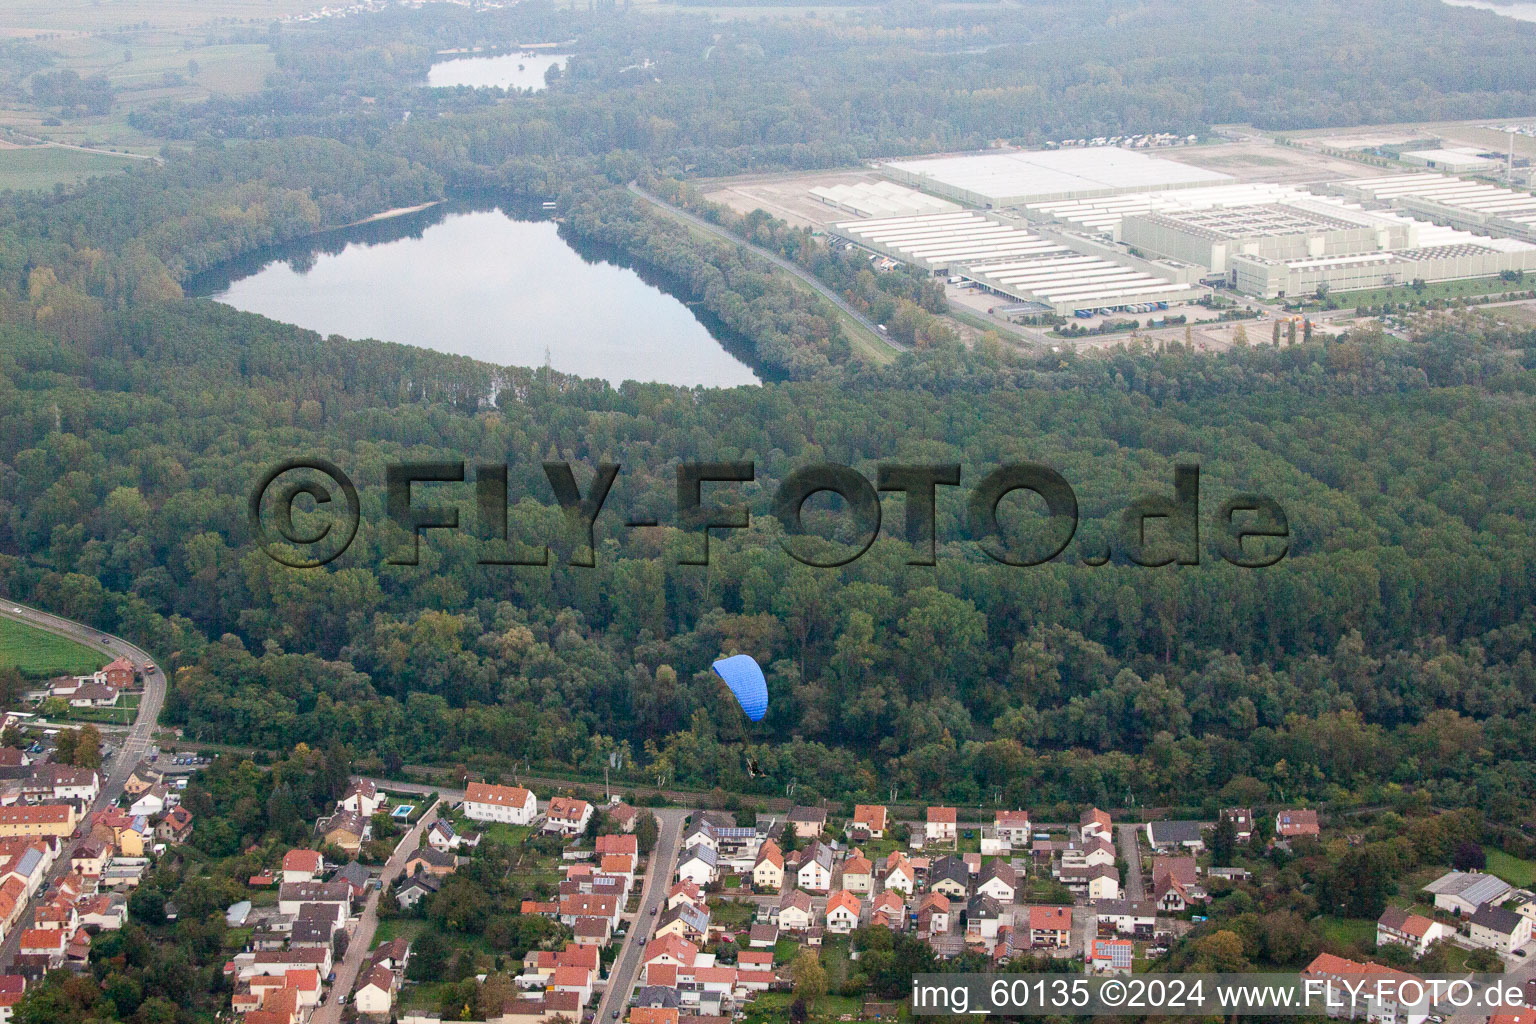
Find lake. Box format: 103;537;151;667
1441;0;1536;20
426;52;570;90
187;200;762;388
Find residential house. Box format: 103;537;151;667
78;893;127;932
24;765;99;806
0;806;73;839
405;847;457;878
1095;899;1157;938
426;819;479;852
16;930;65;969
68;683;118;708
156;806;193;845
338;779;384;818
1080;808;1112;842
1424;871;1514;916
354;964;397;1016
1275;809;1321;840
841;852;873;894
668;880;705;911
318;810;369;855
462;782;537;824
641;934;698;972
966;894;1004;941
928;856;969;900
1468;905;1531;953
89;809;146;856
1145;820;1205;854
748;923;778;947
121;764;158;798
883;853;915;895
926;807;958;846
787;806;826;839
0;975;23;1023
917;893;950;935
545;797;593;836
1302;953;1428;1024
871;890;905;930
282;849;324;883
1221;808;1254;841
70;840;109;880
851;805;888;840
1061;864;1119;901
1376;907;1452;956
1151;856;1205;912
127;786;169;820
558;894;620;930
777;889;815;932
596;834;639;858
825;890;861;934
683;819;719;853
656;903;710;944
102;657;136;689
396;874;440;909
608;803;640;833
978;860;1018;904
1061;836;1116;871
277;881;351;917
1027;905;1073;949
752;840;784;891
676;845;719;887
1090;938;1133;974
794;842;834;892
993;810;1033;847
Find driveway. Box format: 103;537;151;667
1117;823;1145;901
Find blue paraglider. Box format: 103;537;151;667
712;654;768;722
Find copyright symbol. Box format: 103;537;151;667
1100;980;1126;1007
248;459;360;568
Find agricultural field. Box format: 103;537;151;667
0;145;139;191
0;615;104;678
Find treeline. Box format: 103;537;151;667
560;184;852;377
118;0;1536;178
2;295;1536;816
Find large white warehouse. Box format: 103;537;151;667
880;148;1231;207
830;211;1065;273
1331;174;1536;244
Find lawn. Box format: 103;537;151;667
1316;915;1377;950
773;937;802;963
0;146;139;193
1487;849;1536;888
0;615;104;678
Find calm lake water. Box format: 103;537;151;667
1441;0;1536;20
187;200;761;388
426;52;570;90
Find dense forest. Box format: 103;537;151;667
2;0;1536;827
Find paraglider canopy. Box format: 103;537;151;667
712;654;768;722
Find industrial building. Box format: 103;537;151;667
879;148;1231;208
830;211;1064;273
808;181;960;219
1023;182;1305;237
1399;147;1501;174
1119;199;1418;274
1330;174;1536;244
960;252;1201;316
829;210;1199;315
1233;240;1536;299
838;146;1536;311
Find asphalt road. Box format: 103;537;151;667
0;601;167;969
592;808;688;1024
312;797;440;1024
1117;823;1146;901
